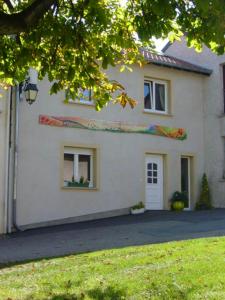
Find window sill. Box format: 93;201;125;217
62;186;98;191
143;110;173;117
65;100;95;107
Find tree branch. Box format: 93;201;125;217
0;0;56;35
3;0;14;11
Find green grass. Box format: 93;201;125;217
1;237;225;299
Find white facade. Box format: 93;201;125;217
1;40;225;233
10;63;206;230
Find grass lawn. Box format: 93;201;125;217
1;237;225;300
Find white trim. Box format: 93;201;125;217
144;79;168;114
64;147;94;187
67;89;94;106
145;154;164;210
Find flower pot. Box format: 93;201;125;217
131;208;145;215
172;201;184;211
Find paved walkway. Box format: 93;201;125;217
1;209;225;264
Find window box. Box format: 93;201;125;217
67;182;90;188
144;79;168;114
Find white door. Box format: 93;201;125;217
145;155;163;210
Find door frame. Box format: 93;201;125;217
144;152;168;210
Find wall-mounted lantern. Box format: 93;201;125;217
19;68;39;105
24;80;38;105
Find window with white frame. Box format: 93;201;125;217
68;89;93;105
144;79;168;113
63;147;94;188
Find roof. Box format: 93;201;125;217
140;49;212;76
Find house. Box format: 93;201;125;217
0;39;224;234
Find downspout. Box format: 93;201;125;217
12;85;22;231
3;87;11;233
7;85;22;232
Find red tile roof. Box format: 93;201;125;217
140;49;212;76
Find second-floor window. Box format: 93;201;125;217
79;89;92;103
68;89;93;105
144;79;168;114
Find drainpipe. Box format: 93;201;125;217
7;85;22;232
12;85;22;231
3;88;11;233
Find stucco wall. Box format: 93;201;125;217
0;89;9;233
16;64;205;227
165;37;225;207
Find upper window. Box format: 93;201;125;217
68;89;93;105
144;79;168;114
63;147;94;188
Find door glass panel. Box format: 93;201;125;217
147;161;158;184
181;157;189;208
147;163;152;170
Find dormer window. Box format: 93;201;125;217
144;79;168;114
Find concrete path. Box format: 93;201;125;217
1;209;225;264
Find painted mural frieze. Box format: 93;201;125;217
39;115;187;140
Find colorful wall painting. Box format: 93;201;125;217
39;115;187;140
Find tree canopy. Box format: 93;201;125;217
0;0;225;109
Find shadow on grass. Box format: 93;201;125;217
24;286;127;300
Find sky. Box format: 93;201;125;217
154;38;169;52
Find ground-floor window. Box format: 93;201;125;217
63;147;95;188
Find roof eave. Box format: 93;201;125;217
148;61;212;76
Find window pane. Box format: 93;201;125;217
64;154;74;182
80;89;91;102
153;163;157;170
155;83;165;111
144;82;152;109
153;178;157;184
79;154;90;181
